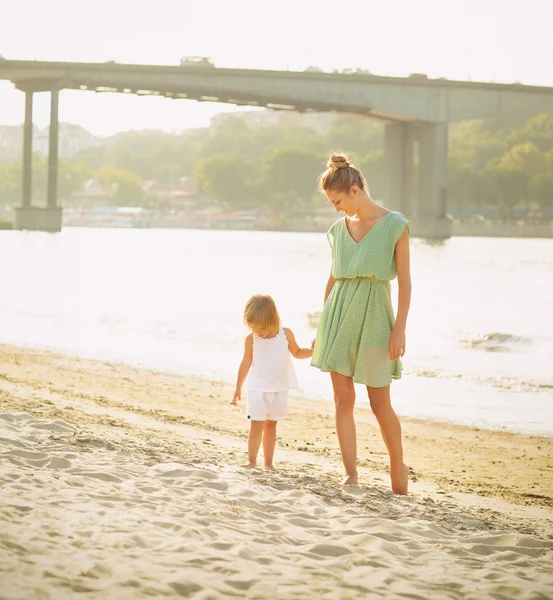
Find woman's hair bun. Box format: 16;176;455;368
328;153;350;171
319;151;367;193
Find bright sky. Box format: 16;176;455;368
1;0;552;136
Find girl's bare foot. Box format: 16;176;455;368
391;463;409;495
264;465;278;472
340;473;358;486
243;462;258;469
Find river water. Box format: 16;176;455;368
1;228;552;435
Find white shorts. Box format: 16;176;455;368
247;390;288;422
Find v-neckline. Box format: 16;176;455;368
343;211;393;245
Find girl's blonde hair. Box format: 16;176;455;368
243;295;281;330
318;152;368;194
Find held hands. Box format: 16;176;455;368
388;327;406;361
231;390;241;406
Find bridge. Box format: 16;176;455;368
2;59;553;236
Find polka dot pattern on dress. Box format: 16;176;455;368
311;211;410;387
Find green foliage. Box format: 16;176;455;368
325;116;383;157
200;118;256;162
0;155;92;207
533;172;553;210
195;154;257;209
74;129;205;184
0;161;20;206
448;114;553;213
358;150;385;199
2;111;553;216
96;166;145;206
263;148;324;208
59;160;93;201
486;154;528;212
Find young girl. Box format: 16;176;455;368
311;152;412;494
232;294;313;470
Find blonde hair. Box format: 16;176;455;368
318;152;368;194
243;295;281;330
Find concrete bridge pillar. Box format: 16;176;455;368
412;122;452;238
47;88;60;210
14;87;63;233
22;90;33;209
384;123;413;216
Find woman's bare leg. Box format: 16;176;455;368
367;385;408;495
330;372;358;485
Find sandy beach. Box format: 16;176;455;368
1;344;552;599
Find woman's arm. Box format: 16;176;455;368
324;268;336;303
389;229;411;361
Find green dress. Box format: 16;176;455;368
311;211;410;387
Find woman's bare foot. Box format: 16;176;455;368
340;473;358;486
243;462;258;469
264;465;278;472
391;463;409;495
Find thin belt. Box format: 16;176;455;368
336;276;389;284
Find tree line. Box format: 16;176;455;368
1;112;552;217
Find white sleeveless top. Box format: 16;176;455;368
248;328;299;392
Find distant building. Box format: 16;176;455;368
70;179;111;206
141;177;198;208
70;176;199;210
34;123;101;159
0;124;32;161
210;109;335;135
299;112;336;135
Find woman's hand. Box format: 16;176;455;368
388;327;406;361
231;390;241;406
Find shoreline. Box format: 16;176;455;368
1;343;551;514
5;339;553;438
63;222;553;239
3;222;553;239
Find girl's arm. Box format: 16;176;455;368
389;229;412;361
232;334;253;405
284;328;313;359
324;268;336;303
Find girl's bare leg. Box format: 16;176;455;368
330;372;358;485
263;420;278;470
246;421;265;467
367;385;408;495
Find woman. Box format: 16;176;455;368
311;153;411;494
